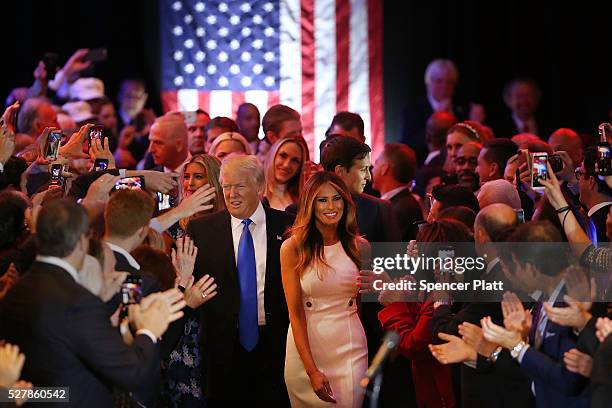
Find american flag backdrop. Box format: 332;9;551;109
160;0;384;160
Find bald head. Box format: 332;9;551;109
148;113;189;169
475;203;518;243
548;128;583;167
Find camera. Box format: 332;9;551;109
120;274;143;320
45;131;63;161
49;164;64;187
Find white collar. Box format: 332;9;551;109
106;242;140;271
35;255;79;282
485;257;500;275
427;94;452;113
588;201;612;218
380;185;410;201
230;201;266;232
424;150;442;165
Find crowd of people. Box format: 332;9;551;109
0;50;611;408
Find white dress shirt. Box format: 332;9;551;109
36;255;79;282
230;202;268;326
512;114;538;135
106;242;141;271
380;185;410;201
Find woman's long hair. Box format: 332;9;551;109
290;171;361;277
179;154;225;230
264;136;310;205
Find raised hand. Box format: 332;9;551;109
63;49;92;76
174;184;217;217
140;170;178;194
429;332;477;364
90;137;116;169
59;124;92;159
0;101;20;134
183;274;218;309
82;173;120;206
172;236;198;286
0;343;25;388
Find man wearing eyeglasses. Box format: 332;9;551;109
455;141;482;192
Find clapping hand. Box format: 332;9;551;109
429;333;477;364
357;269;379;295
595;317;612;343
459;321;498;357
130;288;186;339
172;236;198;287
501;291;531;338
481;316;522;350
543;295;591;332
563;348;592;378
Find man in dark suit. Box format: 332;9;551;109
432;204;534;408
103;189;160;312
493;78;552;140
400;59;474;164
372;143;423;242
186;155;293;406
577;147;612;245
0;199;182;407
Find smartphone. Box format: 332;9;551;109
595;143;612;176
550;153;564;173
119;274;143;320
89;125;105;149
157;192;173;211
438;245;455;275
531;152;548;190
84;48;108;63
49;164;64;187
515;208;525;223
182;111;197;125
112;176;145;191
94;158;109;171
46;131;63;161
42;52;60;76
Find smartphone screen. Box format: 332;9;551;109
112;176;144;191
119;275;142;320
94;159;109;171
157;192;172;211
49;164;63;187
596;143;612;176
531;153;548;189
46;131;63;161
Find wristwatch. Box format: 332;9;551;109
488;346;503;363
510;341;527;359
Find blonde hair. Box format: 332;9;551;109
208;131;252;157
220;154;265;192
290;171;361;277
179;154;225;230
264;136;309;205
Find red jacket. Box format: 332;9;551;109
378;301;455;408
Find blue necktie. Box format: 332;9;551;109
587;218;598;248
237;219;259;351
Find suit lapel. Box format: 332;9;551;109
217;210;239;288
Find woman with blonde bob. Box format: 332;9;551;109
179;154;225;230
281;171;368;407
263;136;309;210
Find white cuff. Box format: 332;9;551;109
135;329;158;344
0;162;4;173
48;69;67;91
119;168;126;178
149;218;164;233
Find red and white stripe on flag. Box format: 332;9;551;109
161;0;384;162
